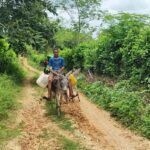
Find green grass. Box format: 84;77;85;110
38;128;52;140
0;74;21;120
38;128;87;150
0;124;20;144
27;57;43;71
0;74;23;144
61;137;87;150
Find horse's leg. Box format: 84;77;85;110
63;89;69;103
56;91;61;116
60;92;63;105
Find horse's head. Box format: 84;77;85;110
58;69;80;92
59;75;68;92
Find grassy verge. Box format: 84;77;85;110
78;76;150;139
38;127;87;150
0;124;20;145
0;74;23;144
25;44;45;71
27;56;43;71
61;136;87;150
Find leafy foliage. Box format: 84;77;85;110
61;13;150;87
60;40;96;70
0;38;24;82
0;74;20;120
25;44;45;70
0;0;58;53
53;0;102;43
55;28;92;49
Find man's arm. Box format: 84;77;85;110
49;67;59;75
57;66;64;73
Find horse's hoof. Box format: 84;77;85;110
43;96;52;101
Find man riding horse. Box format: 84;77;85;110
45;48;75;101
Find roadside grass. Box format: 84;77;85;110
61;136;87;150
0;74;21;120
27;57;43;71
0;74;24;144
38;127;87;150
0;124;20;144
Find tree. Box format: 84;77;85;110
0;0;58;53
53;0;102;43
54;28;92;49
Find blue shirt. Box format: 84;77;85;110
48;57;64;71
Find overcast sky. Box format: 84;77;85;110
101;0;150;15
48;0;150;22
48;0;150;37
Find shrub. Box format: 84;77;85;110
0;74;20;120
0;38;24;82
25;44;45;69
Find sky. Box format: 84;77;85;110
47;0;150;37
101;0;150;15
48;0;150;23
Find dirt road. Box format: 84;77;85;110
5;58;150;150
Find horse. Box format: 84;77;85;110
50;69;80;116
51;73;70;116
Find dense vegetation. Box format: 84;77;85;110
61;13;150;88
0;37;24;121
0;37;24;142
0;38;24;81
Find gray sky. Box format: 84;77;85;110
47;0;150;37
102;0;150;15
48;0;150;25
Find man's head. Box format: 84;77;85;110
53;48;59;58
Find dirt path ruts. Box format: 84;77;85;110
78;93;150;150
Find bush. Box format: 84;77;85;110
25;44;45;69
121;26;150;86
60;46;84;70
0;38;24;82
0;74;20;120
60;48;74;70
61;13;150;87
60;41;97;71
